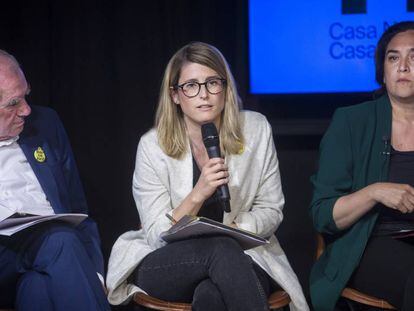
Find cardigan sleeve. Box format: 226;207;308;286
132;133;171;249
310;108;354;235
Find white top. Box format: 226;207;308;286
106;111;309;311
0;137;54;221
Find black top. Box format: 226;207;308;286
374;147;414;235
192;157;223;222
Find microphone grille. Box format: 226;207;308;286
201;123;219;148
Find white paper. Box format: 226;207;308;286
0;213;88;236
0;207;15;223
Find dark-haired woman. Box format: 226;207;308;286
310;21;414;311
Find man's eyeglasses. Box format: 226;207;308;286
171;78;226;98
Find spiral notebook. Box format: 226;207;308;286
161;215;269;250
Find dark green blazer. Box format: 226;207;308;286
309;95;392;311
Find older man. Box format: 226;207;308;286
0;50;110;310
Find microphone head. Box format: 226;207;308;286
201;123;219;148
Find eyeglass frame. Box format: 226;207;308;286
170;78;227;98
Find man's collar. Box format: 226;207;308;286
0;136;19;147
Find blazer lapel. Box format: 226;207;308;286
376;95;392;182
169;150;193;207
18;135;64;213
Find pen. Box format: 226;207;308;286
165;213;177;225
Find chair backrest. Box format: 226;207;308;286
315;233;325;260
267;290;291;309
134;293;191;311
134;289;291;311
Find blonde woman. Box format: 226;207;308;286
107;42;308;311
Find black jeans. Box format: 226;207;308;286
133;236;273;311
349;235;414;311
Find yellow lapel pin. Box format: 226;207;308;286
237;141;245;155
34;147;46;163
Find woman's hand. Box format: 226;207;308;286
172;157;229;222
369;182;414;214
192;157;229;203
334;182;414;230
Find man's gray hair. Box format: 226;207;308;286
0;50;22;102
0;49;20;68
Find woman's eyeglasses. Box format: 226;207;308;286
172;78;226;98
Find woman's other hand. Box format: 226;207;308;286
369;182;414;214
333;182;414;230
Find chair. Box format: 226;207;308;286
315;234;396;310
134;289;291;311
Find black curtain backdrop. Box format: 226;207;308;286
0;1;326;308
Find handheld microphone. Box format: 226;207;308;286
201;123;231;213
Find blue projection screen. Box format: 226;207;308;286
249;0;414;94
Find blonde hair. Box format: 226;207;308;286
155;42;244;159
